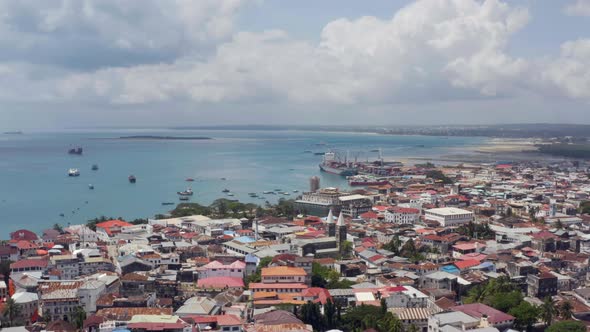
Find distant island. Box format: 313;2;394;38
119;135;212;140
3;131;23;135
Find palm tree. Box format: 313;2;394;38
2;298;21;327
540;297;557;327
72;306;87;330
559;300;574;320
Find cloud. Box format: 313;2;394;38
540;39;590;99
50;0;534;106
0;0;248;70
564;0;590;16
0;0;589;114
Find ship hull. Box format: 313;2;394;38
319;164;357;177
349;180;389;186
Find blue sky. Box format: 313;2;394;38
0;0;589;129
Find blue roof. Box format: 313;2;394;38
223;230;235;236
442;265;460;274
234;236;256;243
475;261;494;269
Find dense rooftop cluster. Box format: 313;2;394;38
1;160;590;332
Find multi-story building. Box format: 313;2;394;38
38;280;84;322
424;208;473;227
383;285;429;308
384;207;421;224
261;266;307;284
294;188;348;216
527;272;558;298
197;260;246;279
11;291;39;325
338;194;374;217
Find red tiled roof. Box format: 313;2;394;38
454;260;480;270
95;220;132;235
11;258;48;269
388;207;420;214
216;314;242;326
249;283;308;290
197;277;244;288
10;229;39;241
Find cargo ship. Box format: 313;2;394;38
319;152;358;177
347;175;390;186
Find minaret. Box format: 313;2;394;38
337;211;347;246
327;209;336;237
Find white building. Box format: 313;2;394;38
384;285;429;308
12;291;39;325
425;207;473;227
384;207;421;224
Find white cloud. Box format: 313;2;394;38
0;0;249;69
564;0;590;16
541;39;590;99
50;0;534;106
0;0;589;113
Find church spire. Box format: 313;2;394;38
337;211;345;227
326;209;334;224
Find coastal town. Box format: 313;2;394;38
3;160;590;332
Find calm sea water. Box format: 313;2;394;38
0;129;484;237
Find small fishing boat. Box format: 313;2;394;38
282;192;290;195
128;175;136;183
263;191;273;194
274;189;282;191
179;196;190;201
91;164;99;171
293;190;299;193
68;147;83;155
177;188;193;196
220;177;227;180
68;168;80;177
186;178;195;182
227;193;234;196
222;189;230;193
162;202;175;205
88;184;94;190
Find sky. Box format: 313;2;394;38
1;0;590;130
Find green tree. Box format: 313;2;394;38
540;296;557;327
299;301;324;331
0;260;12;284
383;236;402;255
377;312;403;332
73;306;87;330
407;324;419;332
559;300;574;320
53;223;64;233
489;290;523;313
546;320;586;332
341;241;353;258
2;297;21;327
509;301;539;331
41;310;52;323
246;256;273;286
324;298;336;330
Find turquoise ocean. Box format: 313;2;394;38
0;129;484;237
